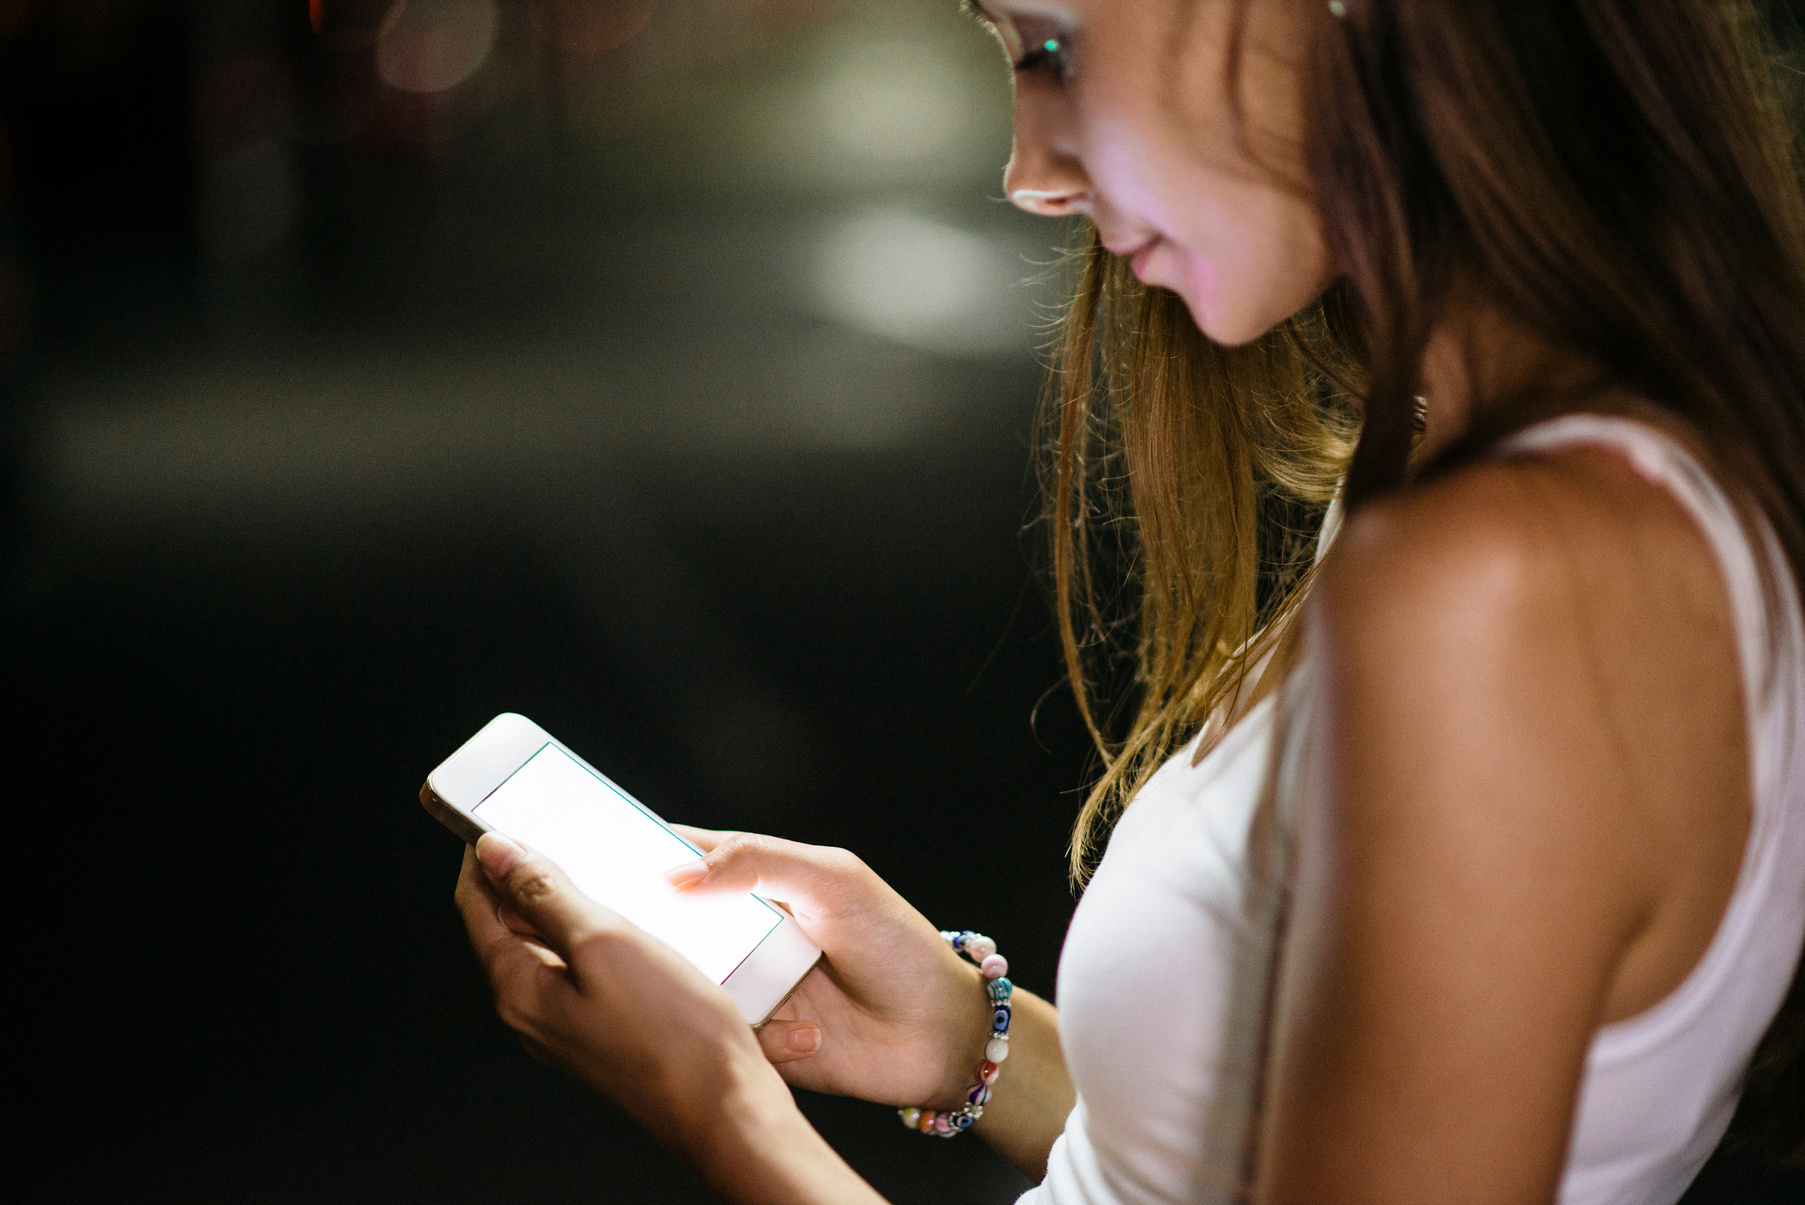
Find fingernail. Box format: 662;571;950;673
663;859;708;890
787;1024;821;1055
475;832;524;878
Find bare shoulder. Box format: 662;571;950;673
1257;447;1758;1204
1306;443;1749;1021
1316;447;1734;696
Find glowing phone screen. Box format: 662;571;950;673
473;743;781;983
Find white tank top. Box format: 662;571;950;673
1022;415;1805;1205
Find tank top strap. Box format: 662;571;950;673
1494;413;1795;734
1492;412;1805;1058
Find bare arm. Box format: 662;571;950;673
1255;453;1750;1204
974;985;1075;1181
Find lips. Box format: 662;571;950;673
1101;233;1163;282
1129;240;1161;282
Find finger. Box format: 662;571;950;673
521;935;568;971
669;824;737;854
497;899;542;939
474;833;616;961
663;832;871;920
456;846;570;1007
455;844;508;941
457;846;551;975
755;1019;823;1065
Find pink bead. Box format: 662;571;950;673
967;935;997;961
980;954;1008;979
978;1059;1000;1085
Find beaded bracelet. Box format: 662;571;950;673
897;930;1013;1137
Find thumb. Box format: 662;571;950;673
755;1019;823;1065
475;832;612;959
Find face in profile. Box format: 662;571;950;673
975;0;1336;345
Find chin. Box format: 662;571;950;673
1165;260;1263;347
1180;294;1270;348
1179;274;1312;347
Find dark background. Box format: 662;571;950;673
2;1;1089;1200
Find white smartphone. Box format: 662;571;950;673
421;712;820;1024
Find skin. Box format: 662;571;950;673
454;2;1754;1201
992;0;1330;344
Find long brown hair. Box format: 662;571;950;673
1046;0;1805;1159
1045;244;1357;885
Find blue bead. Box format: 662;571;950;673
953;1112;976;1129
992;1006;1012;1033
988;976;1012;1001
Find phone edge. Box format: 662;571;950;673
419;780;492;847
421;713;818;1024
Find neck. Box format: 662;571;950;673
1416;298;1603;459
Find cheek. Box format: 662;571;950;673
1171;181;1332;345
1079;117;1332;343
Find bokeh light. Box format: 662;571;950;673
811;36;967;166
375;0;499;94
812;207;1036;358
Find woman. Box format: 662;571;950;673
451;2;1805;1202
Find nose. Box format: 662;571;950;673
1004;87;1091;218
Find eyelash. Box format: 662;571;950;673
1013;32;1074;82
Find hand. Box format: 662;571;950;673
454;834;789;1147
666;828;995;1111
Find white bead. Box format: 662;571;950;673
985;1036;1011;1063
899;1107;921;1130
967;936;997;961
980;954;1008;979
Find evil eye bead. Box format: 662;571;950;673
904;928;1016;1139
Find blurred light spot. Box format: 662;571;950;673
376;0;498;94
811;208;1031;358
531;0;659;54
198;140;299;262
310;0;326;36
809;38;965;167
